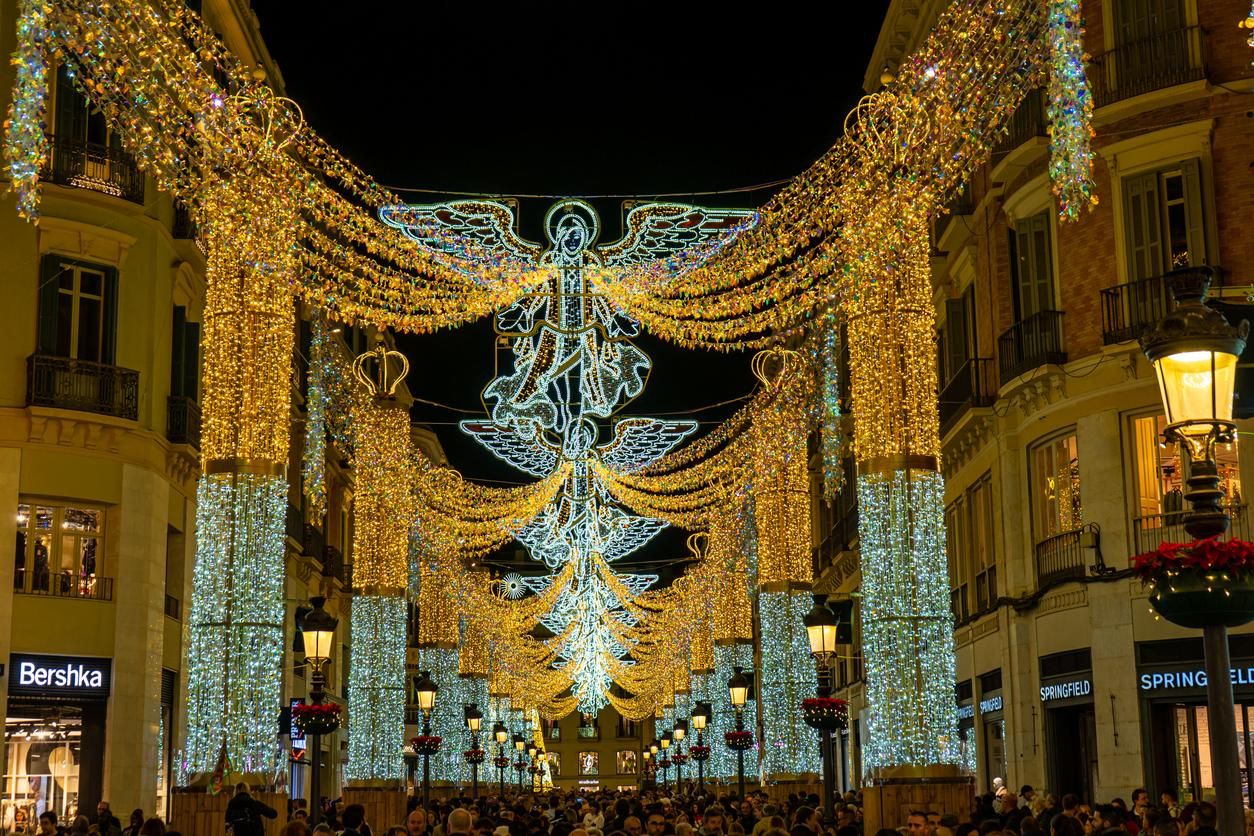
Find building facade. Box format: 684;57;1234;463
814;0;1254;806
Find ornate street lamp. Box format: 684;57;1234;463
728;666;751;800
527;742;539;793
805;595;841;822
673;720;687;789
1140;266;1251;836
463;704;483;801
659;731;672;788
513;733;526;793
690;702;711;793
299;597;338;826
493;720;508;796
413;671;438;810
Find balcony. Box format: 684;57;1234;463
27;354;139;420
15;572;113;601
302;522;327;563
1100;269;1220;346
1134;504;1250;556
42;135;144;204
997;310;1066;382
286;503;304;546
173;202;197;240
1090;26;1206;109
940;357;996;436
1035;528;1087;586
166;395;201;448
323;544;347;586
994;89;1046;156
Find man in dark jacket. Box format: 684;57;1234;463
226;783;278;836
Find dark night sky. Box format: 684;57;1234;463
252;2;890;571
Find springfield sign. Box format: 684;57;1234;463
9;653;111;700
1040;678;1091;702
1140;666;1254;692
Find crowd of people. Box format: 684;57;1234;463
230;782;1253;836
33;783;1249;836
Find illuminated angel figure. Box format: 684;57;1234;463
381;198;751;712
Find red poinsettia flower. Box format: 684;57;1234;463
801;697;849;711
292;703;342;719
1131;538;1254;581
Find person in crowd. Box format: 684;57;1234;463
1190;803;1217;836
122;811;143;836
624;819;644;836
95;804;121;836
905;812;930;836
226;784;278;836
702;808;726;836
137;819;164;836
408;806;430;836
448;810;473;836
1159;794;1179;821
648;814;671;836
311;824;332;836
39;812;59;836
341;805;369;836
70;818;90;836
586;806;606;831
739;804;759;835
281;823;309;836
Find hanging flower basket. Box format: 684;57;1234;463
688;745;710;762
725;730;755;751
513;760;528;773
292;702;342;736
527;764;540;775
410;735;442;756
463;748;486;765
801;696;849;731
670;752;689;765
658;756;672;770
1133;538;1254;629
493;755;510;769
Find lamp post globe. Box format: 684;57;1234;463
299;597;337;827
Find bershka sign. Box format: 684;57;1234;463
8;653;111;699
1040;678;1092;702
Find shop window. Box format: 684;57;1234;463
38;257;118;365
1122;159;1206;280
1030;433;1082;543
577;713;598;740
1166;702;1254;806
945;473;998;620
1129;415;1242;554
616;750;638;774
542;717;560;741
14;503;104;598
3;705;91;828
546;751;560;776
578;751;598;775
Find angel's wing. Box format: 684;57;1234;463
598;202;756;267
598;417;699;473
378;200;543;265
459;420;559;477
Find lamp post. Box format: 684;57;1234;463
513;733;525;794
642;748;651;788
804;595;840;823
527;743;538;793
494;721;508;797
413;671;438;812
659;731;671;788
300;597;337;827
1140;267;1251;836
464;704;483;802
728;666;750;801
691;702;710;793
673;720;686;789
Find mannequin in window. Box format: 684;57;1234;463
32;539;49;591
15;530;26;589
79;539;96;594
1163;465;1184;526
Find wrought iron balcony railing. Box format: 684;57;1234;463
1035;527;1087;586
994;89;1046;156
27;354;139;420
15;571;113;601
166;395;201;448
1090;25;1206;108
1133;504;1249;556
42;134;144;204
940;357;997;435
997;310;1066;382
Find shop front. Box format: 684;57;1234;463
956;680;976;778
1039;650;1097;802
1137;637;1254;806
3;653;112;832
978;669;1005;794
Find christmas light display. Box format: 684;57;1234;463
710;643;756;780
819;314;845;502
415;647;467;784
302;315;332;521
758;589;822;777
1045;0;1096;220
345;595;407;781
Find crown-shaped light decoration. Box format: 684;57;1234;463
843;91;933;176
751;348;801;391
353;342;410;400
229;86;305;159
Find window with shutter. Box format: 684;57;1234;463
945;297;971;383
1011;212;1055;321
54;66;88;143
38;257;118;363
1120;157;1207;281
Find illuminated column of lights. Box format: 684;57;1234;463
843;168;958;772
346;343;416;781
758;588;822;777
345;595;407;781
751;351;813;587
184;150;300;777
416;646;467;784
5;0;48;220
302;314;332;521
819;311;846;502
711;642;755;780
1045;0;1096;221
